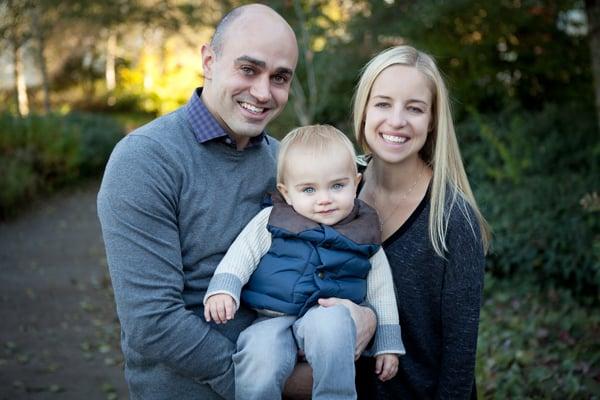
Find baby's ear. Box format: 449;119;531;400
276;183;293;205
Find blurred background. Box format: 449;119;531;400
0;0;598;398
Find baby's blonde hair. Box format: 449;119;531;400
277;124;357;185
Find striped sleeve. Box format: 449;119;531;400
203;207;273;309
366;248;406;356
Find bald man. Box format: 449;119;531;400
98;4;374;400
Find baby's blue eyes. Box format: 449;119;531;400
301;184;344;194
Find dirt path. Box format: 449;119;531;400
0;181;128;400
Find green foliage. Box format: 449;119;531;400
344;0;593;115
477;276;600;398
458;104;599;302
0;112;124;218
62;112;124;176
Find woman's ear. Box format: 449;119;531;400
355;173;362;187
276;183;293;205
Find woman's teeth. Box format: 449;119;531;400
382;134;407;144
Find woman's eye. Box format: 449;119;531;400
408;106;424;113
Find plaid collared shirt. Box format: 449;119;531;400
185;87;268;148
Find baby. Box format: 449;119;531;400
204;124;404;400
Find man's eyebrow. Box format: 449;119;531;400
235;56;294;77
235;56;266;68
275;67;293;76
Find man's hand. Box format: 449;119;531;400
204;294;236;324
375;353;399;382
317;298;376;359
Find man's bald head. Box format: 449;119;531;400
210;4;296;56
200;3;298;147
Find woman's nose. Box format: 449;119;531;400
389;109;408;128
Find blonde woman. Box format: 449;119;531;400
353;45;491;399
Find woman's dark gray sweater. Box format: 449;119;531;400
356;190;485;400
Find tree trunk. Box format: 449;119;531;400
13;43;30;117
31;6;50;113
106;31;117;92
290;0;317;125
586;0;600;132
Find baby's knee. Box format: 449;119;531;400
307;306;355;349
315;305;354;333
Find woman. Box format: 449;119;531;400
353;45;491;399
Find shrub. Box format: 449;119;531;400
0;112;125;218
457;104;599;302
62;112;124;176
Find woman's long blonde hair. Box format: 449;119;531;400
353;45;490;256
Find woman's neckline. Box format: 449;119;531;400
382;186;429;246
356;155;430;245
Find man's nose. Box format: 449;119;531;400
249;76;271;103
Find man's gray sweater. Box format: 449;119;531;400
97;106;278;399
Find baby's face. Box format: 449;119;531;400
277;147;361;225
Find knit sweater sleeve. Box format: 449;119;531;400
204;207;272;309
366;248;406;356
437;202;485;399
97;134;238;395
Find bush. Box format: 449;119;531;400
457;104;600;303
62;112;124;176
0;112;124;218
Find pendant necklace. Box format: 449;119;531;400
371;163;425;229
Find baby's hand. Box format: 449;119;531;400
375;353;399;382
204;294;236;324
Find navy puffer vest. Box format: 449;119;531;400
241;193;382;317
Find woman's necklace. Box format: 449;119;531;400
368;163;425;229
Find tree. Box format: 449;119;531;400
585;0;600;131
340;0;593;117
267;0;359;128
1;0;33;116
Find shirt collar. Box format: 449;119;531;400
185;87;268;148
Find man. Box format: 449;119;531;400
98;4;374;400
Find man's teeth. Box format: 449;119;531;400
382;134;408;144
240;102;264;113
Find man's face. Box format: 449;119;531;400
201;13;298;148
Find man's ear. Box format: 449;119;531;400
201;44;215;80
276;183;292;205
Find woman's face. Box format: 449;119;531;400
363;65;433;165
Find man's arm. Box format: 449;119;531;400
97;135;236;397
